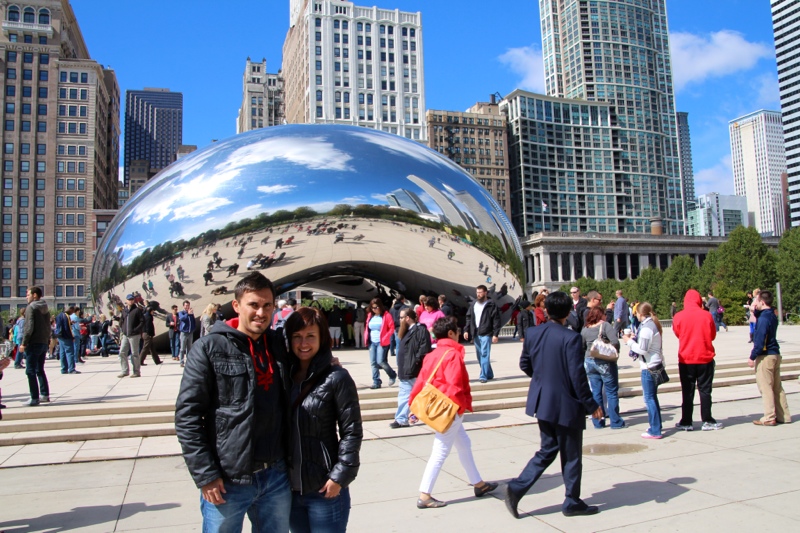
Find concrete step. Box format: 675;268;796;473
1;361;797;446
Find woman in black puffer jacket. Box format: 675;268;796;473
284;307;362;533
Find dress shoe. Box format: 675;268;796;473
417;497;447;509
131;374;141;378
117;373;129;378
389;421;409;429
563;504;599;517
505;485;521;519
474;481;498;498
69;370;81;374
753;419;777;426
155;360;163;365
370;384;381;389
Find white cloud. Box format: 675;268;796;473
694;155;734;196
257;184;296;194
498;45;545;93
670;30;773;92
348;130;452;169
171;197;233;221
118;241;145;251
215;136;353;178
753;73;780;108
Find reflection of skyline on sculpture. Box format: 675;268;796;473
92;125;524;329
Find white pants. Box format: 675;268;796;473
353;322;365;347
419;415;482;494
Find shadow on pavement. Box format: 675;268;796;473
1;502;181;532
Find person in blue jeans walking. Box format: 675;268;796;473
55;307;77;374
364;298;397;389
166;305;181;361
580;307;625;429
390;308;431;429
623;302;664;439
284;307;362;533
464;285;501;383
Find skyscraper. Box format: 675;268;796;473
687;193;748;237
772;0;800;227
676;111;695;213
282;0;426;141
426;98;510;216
0;1;120;311
730;110;787;237
123;88;182;187
522;0;683;235
236;57;284;133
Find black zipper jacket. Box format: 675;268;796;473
175;320;289;488
284;348;362;494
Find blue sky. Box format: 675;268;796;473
71;0;779;197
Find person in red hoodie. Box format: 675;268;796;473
409;316;498;509
673;289;723;431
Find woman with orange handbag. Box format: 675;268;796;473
409;316;497;509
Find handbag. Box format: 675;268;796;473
410;349;460;433
590;323;619;362
648;362;670;387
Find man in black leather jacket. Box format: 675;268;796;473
175;272;292;533
118;295;144;378
391;308;431;429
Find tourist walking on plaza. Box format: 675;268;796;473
749;290;791;426
391;308;431;429
581;307;624;429
284;307;362;533
623;303;664;439
517;300;534;342
176;272;291;533
140;305;162;366
418;296;445;343
178;300;196;367
388;295;408;356
464;285;502;383
200;303;217;337
411;317;498;509
55;306;76;374
364;298;397;389
19;287;51;406
166;305;180;361
506;292;602;519
613;289;629;338
673;289;723;431
118;294;143;378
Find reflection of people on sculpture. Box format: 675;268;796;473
334;233;345;244
203;270;214;286
227;263;239;277
211;286;228;296
447;249;455;260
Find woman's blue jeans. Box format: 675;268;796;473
369;342;396;387
585;358;624;428
290;487;351;533
641;369;662;436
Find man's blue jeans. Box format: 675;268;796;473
24;343;49;400
474;335;494;381
641;369;662;436
395;378;416;424
200;461;291;533
289;487;351;533
584;358;624;428
369;342;396;387
73;337;82;361
58;338;76;373
169;333;180;359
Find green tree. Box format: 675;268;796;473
777;227;800;315
634;267;664;312
659;255;699;316
712;226;776;293
695;249;718;295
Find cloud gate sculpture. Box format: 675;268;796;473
91;125;524;337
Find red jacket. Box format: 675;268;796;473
364;311;394;347
409;338;472;415
673;289;716;364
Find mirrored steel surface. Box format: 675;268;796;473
92;125;523;334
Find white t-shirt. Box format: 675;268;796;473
473;300;487;333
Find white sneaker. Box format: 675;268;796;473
702;422;723;431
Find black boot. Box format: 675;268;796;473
748;333;753;343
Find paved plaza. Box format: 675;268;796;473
0;325;799;531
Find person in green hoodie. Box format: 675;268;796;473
19;287;51;406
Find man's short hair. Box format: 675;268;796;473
545;291;572;320
171;305;178;310
760;290;774;307
234;271;275;302
182;300;190;306
432;316;458;339
287;298;297;306
403;308;416;321
586;290;600;301
476;284;488;292
29;286;43;298
438;294;446;302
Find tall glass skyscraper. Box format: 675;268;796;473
772;0;800;227
531;0;683;234
123;88;183;187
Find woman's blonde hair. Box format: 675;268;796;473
203;303;217;316
99;314;106;321
637;302;662;336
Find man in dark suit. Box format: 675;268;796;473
506;291;603;519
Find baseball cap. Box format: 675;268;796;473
126;294;135;300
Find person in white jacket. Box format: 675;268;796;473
623;302;664;439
